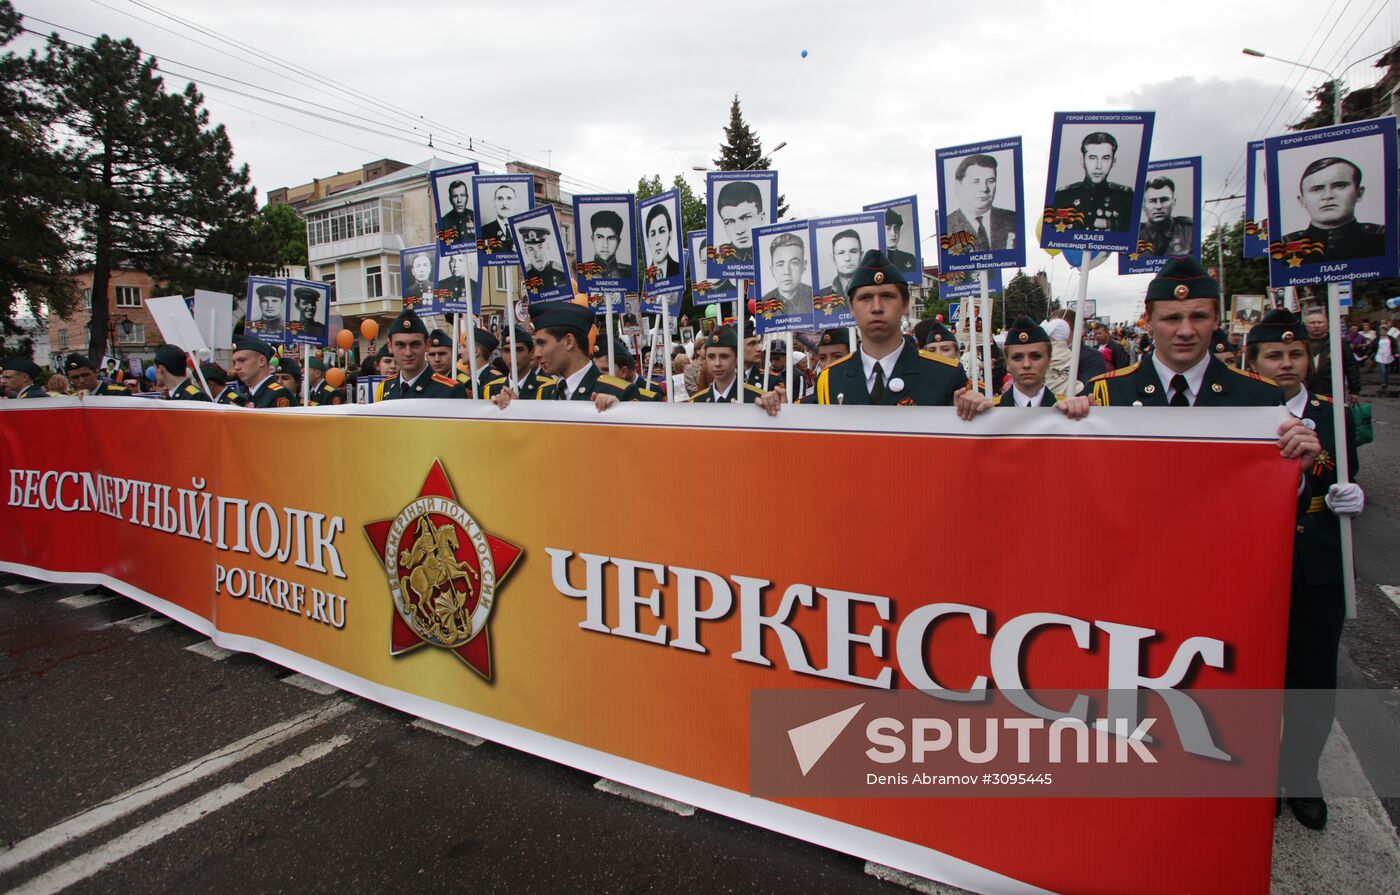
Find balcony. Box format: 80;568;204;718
308;230;405;264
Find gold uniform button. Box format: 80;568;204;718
1296;525;1306;534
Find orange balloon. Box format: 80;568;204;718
360;319;379;340
325;367;345;388
336;328;354;350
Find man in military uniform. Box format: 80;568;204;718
438;179;476;247
253;283;286;336
815;327;852;371
437;253;474;304
491;302;637;409
275;357;302;396
374;343;397;378
425;328;468;392
64;354;131;396
1;358;48;398
1052;131;1134;232
814;229;862;302
306;357;345;406
592;338;664;401
742;333;784;391
1245;308;1364;830
916;319;961;362
403;252;435;308
689;325;766;403
202;362;249;406
760;251;983;416
1138;176;1194;256
152;344;211;401
716;181;765;265
996;317;1092;419
483;325;555;400
588;210;633;281
760;233;813;314
380;308;468;400
479;184;520;252
1090;256;1320;460
1282;157;1386;262
471;326;500;395
292;287;326;340
1210;329;1238;367
520;224;569;296
231;335;299;408
883;209;918;273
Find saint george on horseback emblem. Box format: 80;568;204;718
364;459;522;679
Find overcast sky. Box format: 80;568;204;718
13;0;1399;320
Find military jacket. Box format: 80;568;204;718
1280;220;1386;263
167;377;212;402
16;383;48;399
804;341;969;406
249;377;299;408
1090;357;1282;407
1140;217;1195;256
307;381;345;406
689;382;764;403
93;380;131;396
214;386;250;407
523;263;569;295
1293;390;1359;588
537;365;639;401
1053;179;1134;232
380;371;467;400
996;388;1060;407
482;368;557;401
439;209;475;245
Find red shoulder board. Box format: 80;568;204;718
1093;362;1140;381
1315;393;1333;404
432;374;457;386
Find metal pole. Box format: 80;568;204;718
1067;253;1092;396
1326;283;1357;618
605;295;616;377
979;270;993;398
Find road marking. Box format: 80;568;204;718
110;614;173;634
7;581;49;594
593;778;696;817
7;734;353;895
281;673;337;696
184;641;234;661
1380;585;1400;612
55;594;116;610
0;700;352;875
410;718;483;746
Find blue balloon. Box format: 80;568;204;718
801;49;808;58
144;365;156;382
1387;296;1400;310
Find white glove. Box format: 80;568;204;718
1325;483;1365;516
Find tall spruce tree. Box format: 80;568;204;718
712;94;786;217
37;33;277;361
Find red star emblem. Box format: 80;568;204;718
363;460;522;680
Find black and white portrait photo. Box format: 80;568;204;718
286;279;329;346
935;137;1026;272
1119;156;1201;275
245;278;286;339
752;221;813;333
572;194;637;294
473;174;534;264
435;249;479;314
687;230;736;304
706;170;778;279
399;246;436;311
639;189;684;293
509;206;572;303
864;197;921;276
809;213;884;302
1041;112;1154;253
431;162;479;253
1245;140;1269;259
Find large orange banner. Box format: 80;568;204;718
0;399;1299;894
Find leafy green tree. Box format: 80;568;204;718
256;202;309;268
37;33;278;361
1002;270;1051;324
0;2;78;333
1201;220;1268;301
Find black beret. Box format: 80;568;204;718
387;308;428;338
847;250;907;295
64;354;95;373
922;321;958;346
278;358;302;379
1005;316;1050;346
428;328;452;348
308;357;326;372
1210;329;1235;354
1146;256;1219;303
512;325;534;349
705;324;738;351
200;362;230;384
594;339;634;366
819;328;850;348
530;301;594;339
233;335;275;358
375;343;391;358
153;344;187;376
1246;310;1308;347
2;357;42;379
473;328;499;353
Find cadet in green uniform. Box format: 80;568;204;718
472;327;500;396
306;357;345;406
1210;329;1237;367
769;251;981;416
380;308;468;400
202;363;249;407
689;325;765;403
1246;309;1364;830
1051;131;1134;233
64;354;131;396
519;224;569;296
815;327;852;372
275;357;302;396
916;319;961;362
483;326;556;400
742;333;784;391
592;338;665;401
491;302;637;409
993;318;1094;417
153;344;211;402
1;357;48;399
231;335;299;408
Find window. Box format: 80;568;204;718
305;200;382;247
493;267;507;292
321;272;336;303
117;323;144;345
82;288;92;309
115;286;142;308
57;330;68;350
365;265;383;299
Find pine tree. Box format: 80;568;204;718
712;95;786;218
37;33;278;361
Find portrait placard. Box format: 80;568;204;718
434;248;480;315
688;230;737;304
245;277;288;342
1040;111;1155;253
509;205;572;304
573;194;638;294
751;220;813;334
638;189;686;295
1243;141;1269;259
641;289;683;318
1231;295;1265;335
706;170;778;280
285;279;331;347
1118;156;1202;275
430;162;480;255
935;137;1026;271
937;267;1003;301
863;196;924;279
399;245;437;312
473;174;534;267
1265;116;1397;287
809;212;885;330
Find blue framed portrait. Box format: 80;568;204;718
638;189;685;295
573;193;638;294
509;205;573;303
706;170;778;281
285;279;330;347
1118;156;1202;275
935;136;1026;272
808;212;885;330
473;174;534;267
431;162;480;256
688;229;737;305
245;277;288;342
434;248;480;315
1040;111;1155;254
1244;141;1269;259
863;196;923;280
399;245;437;312
751;219;812;334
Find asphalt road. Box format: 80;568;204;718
2;383;1398;895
